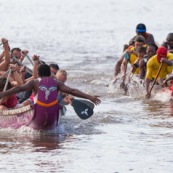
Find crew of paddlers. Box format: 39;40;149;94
0;38;101;111
113;23;173;98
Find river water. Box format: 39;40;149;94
0;0;173;172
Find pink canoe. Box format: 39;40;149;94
0;105;61;130
0;77;63;130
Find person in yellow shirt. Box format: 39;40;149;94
138;43;158;79
129;46;146;75
145;46;173;98
119;35;145;88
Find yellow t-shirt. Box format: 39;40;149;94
146;53;173;80
124;47;139;74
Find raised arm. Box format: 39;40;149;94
0;38;10;71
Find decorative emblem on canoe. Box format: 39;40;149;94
39;85;57;100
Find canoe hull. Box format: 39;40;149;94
0;105;60;130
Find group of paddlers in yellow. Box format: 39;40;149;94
113;23;173;99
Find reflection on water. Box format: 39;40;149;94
0;132;66;153
27;134;65;152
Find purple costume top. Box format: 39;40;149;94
36;77;58;107
29;77;59;130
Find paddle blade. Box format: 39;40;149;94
71;98;94;120
74;98;95;109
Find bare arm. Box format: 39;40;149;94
0;80;35;99
0;38;10;71
11;71;24;86
114;55;124;77
161;58;173;66
57;81;101;105
145;77;152;99
32;55;40;79
9;64;24;86
145;78;151;93
121;59;128;82
139;59;146;79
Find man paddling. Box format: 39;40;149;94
138;43;158;79
0;64;101;106
118;35;145;88
145;46;173;99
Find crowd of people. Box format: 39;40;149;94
113;23;173;98
0;38;101;111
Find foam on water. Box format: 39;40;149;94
152;88;172;102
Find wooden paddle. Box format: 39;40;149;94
0;69;10;79
147;62;163;99
25;54;34;66
0;69;12;104
3;69;12;92
71;98;95;120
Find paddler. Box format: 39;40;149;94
119;35;145;88
145;46;173;98
0;64;101;107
